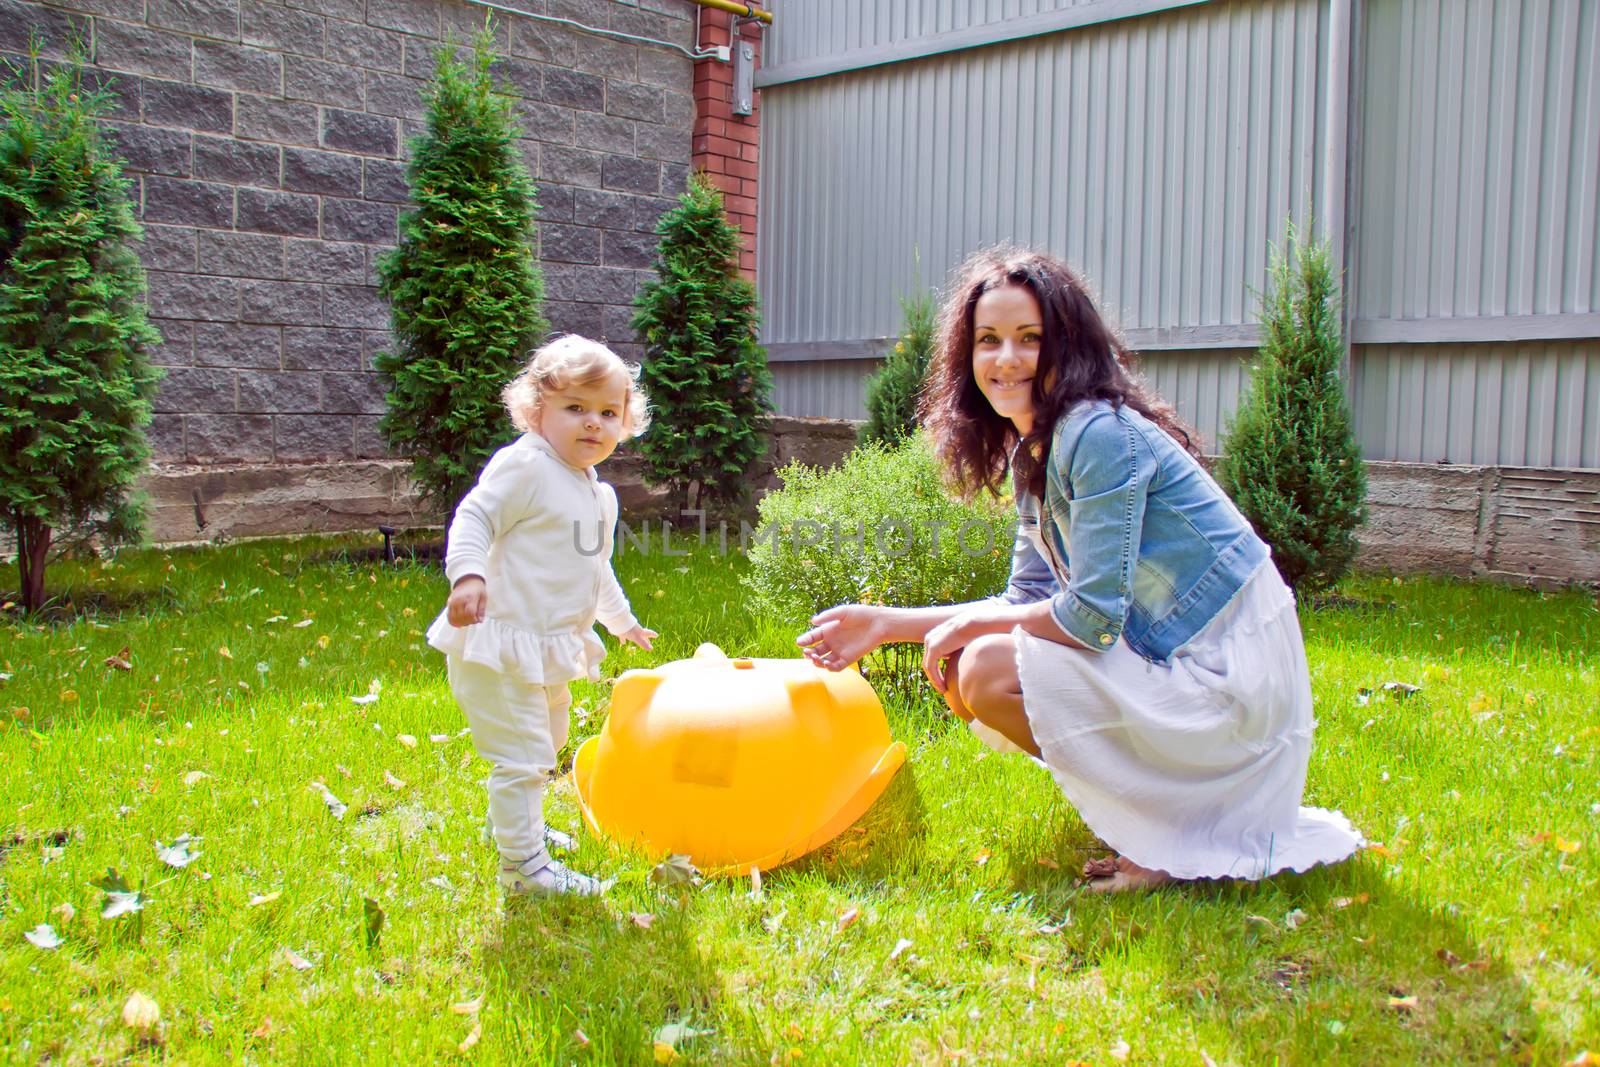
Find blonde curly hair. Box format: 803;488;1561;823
502;334;651;439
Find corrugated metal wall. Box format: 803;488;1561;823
771;358;881;422
757;0;1600;470
1353;341;1599;468
761;0;1326;345
1355;0;1599;324
765;0;1106;68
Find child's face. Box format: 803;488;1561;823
971;283;1043;435
534;368;629;469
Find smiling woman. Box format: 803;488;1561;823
796;246;1363;892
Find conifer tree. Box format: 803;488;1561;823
1216;228;1367;595
860;288;936;446
0;50;162;613
631;172;773;513
374;25;545;521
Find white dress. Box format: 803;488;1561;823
425;433;638;686
1009;525;1363;880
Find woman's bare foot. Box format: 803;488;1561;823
1082;854;1173;893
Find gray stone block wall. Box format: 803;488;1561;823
4;0;696;466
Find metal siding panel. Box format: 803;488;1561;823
760;0;1325;344
1510;4;1547;319
1433;0;1465;319
1346;342;1597;466
1539;4;1579;315
1356;0;1600;323
1574;0;1600;313
1586;352;1600;467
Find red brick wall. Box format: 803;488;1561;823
692;11;761;280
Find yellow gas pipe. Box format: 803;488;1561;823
689;0;772;25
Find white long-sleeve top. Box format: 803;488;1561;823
425;432;639;685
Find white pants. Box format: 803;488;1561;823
446;657;571;864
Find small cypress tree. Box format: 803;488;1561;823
1216;227;1367;595
860;288;936;446
0;50;163;613
373;25;545;522
631;172;773;514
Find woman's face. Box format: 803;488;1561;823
971;283;1043;435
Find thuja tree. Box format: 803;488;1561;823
0;52;162;613
860;287;936;446
1216;227;1366;595
374;26;545;521
631;172;773;514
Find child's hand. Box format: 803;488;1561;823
618;624;656;651
446;575;487;627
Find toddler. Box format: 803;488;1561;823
426;334;656;896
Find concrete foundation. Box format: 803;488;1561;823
68;420;1600;587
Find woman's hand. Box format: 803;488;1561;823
921;612;975;693
618;625;657;651
921;604;1032;692
796;604;885;671
446;575;487;627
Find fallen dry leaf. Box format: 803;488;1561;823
217;646;232;660
249;890;282;907
282;947;313;971
252;1016;273;1039
396;734;418;749
384;770;406;790
451;994;484;1015
1332;893;1371;909
629;912;656;930
458;1022;482;1052
889;937;912;961
1036;857;1060;870
573;1028;590;1047
973;847;992;866
104;647;132;671
182;770;209;787
837;907;860;933
122;991;160;1030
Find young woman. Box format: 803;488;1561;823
798;248;1362;891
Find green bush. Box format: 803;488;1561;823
373;25;545;523
742;436;1015;697
859;288;936;447
1216;226;1367;595
631;172;773;515
0;49;163;613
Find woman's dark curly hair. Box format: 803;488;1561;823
918;246;1198;502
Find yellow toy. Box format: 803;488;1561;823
572;643;905;874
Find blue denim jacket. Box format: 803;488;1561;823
993;398;1270;663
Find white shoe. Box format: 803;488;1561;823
498;853;611;897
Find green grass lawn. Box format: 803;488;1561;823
1;534;1595;1064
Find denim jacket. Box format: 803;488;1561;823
992;398;1270;663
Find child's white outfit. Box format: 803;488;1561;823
427;432;638;882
